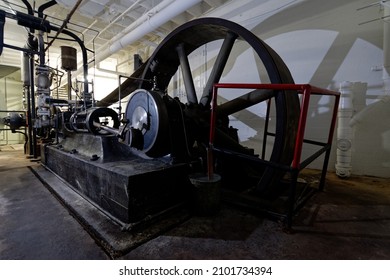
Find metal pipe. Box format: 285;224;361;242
0;11;4;55
77;0;201;79
67;71;72;100
83;0;143;48
29;53;37;159
21;0;33;15
45;0;83;51
262;99;271;160
37;0;57;18
37;33;45;65
21;0;34;33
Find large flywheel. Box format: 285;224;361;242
123;18;300;195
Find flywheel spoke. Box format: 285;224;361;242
217;89;277;116
199;31;238;107
176;43;198;104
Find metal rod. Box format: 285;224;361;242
25;86;33;156
118;75;122;117
291;85;311;169
92;121;119;135
1;43;39;54
262;99;271;160
300;145;329;170
67;71;72;100
45;0;83;51
212;146;292;172
356;1;381;11
286;169;299;230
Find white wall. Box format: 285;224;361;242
245;0;389;177
170;0;389;177
0;71;25;145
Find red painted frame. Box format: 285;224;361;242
208;83;340;178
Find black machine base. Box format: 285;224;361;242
41;134;192;224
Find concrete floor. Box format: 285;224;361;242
1;144;390;260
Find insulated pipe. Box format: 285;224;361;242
84;0;143;47
75;0;201;79
335;81;354;178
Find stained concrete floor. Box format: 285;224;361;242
1;144;390;260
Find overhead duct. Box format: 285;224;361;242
71;0;202;79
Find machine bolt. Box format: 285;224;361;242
90;154;99;161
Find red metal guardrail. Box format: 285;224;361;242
208;83;340;179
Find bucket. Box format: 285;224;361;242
189;173;221;216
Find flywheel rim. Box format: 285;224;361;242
130;18;300;195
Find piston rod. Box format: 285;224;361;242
92;121;120;135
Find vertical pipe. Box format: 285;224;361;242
335;81;354;178
208;86;218;180
29;54;37;158
67;71;72;100
0;11;5;56
261;99;271;160
118;75;122;118
25;86;33;156
383;5;390;96
21;51;33;155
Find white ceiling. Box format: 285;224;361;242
0;0;386;80
0;0;233;75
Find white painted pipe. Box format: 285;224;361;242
335;81;354;178
97;0;201;68
71;0;201;81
